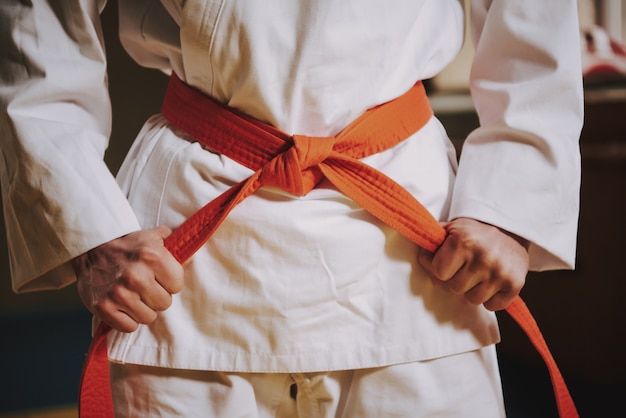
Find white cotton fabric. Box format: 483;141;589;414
0;0;583;372
109;346;505;418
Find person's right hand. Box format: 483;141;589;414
72;226;185;333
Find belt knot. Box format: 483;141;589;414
259;134;336;196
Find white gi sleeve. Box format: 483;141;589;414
0;0;140;292
450;0;584;271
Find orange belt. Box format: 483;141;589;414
78;73;578;417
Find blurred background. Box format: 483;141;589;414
1;1;625;417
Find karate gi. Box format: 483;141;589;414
0;0;583;415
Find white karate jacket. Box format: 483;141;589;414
0;0;583;372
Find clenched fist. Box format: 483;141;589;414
418;218;530;311
72;226;184;333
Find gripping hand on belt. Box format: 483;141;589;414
418;217;530;312
71;226;185;333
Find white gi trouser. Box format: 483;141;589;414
110;346;505;418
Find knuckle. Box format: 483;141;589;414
484;297;506;312
154;295;173;311
93;295;118;313
138;310;158;325
125;265;159;292
463;286;485;305
483;301;498;312
481;250;499;268
138;244;162;263
120;322;139;333
485;290;516;311
171;279;184;294
110;285;133;305
512;281;524;295
164;266;185;294
452;228;478;250
171;276;185;294
91;299;109;317
444;281;464;295
445;233;464;252
123;267;147;289
465;294;482;305
431;264;446;281
430;258;450;281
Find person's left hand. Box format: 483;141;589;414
418;217;530;311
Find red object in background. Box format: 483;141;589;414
582;25;626;83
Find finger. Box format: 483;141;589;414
418;250;444;287
443;266;484;296
152;248;185;295
463;281;497;306
142;288;173;312
107;311;140;333
122;263;174;312
120;302;158;325
484;292;514;312
417;250;435;274
430;237;466;281
90;297;140;333
108;283;158;325
142;227;185;295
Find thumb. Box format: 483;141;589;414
417;249;444;287
417;249;434;274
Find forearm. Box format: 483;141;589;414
0;0;140;292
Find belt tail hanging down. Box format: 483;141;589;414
78;73;579;418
